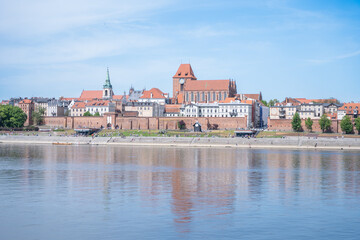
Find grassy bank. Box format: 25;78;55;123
96;129;236;138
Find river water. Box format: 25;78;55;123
0;144;360;240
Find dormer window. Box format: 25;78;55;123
178;73;181;76
185;73;188;76
345;107;347;109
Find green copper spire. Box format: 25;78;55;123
103;67;112;89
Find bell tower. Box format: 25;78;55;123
172;64;197;101
103;67;114;99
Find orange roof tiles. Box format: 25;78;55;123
295;98;338;104
185;80;230;91
339;103;360;114
140;88;166;99
85;100;110;107
165;104;181;113
243;94;260;100
19;99;32;104
173;64;196;79
79;90;103;100
72;102;86;109
219;97;236;103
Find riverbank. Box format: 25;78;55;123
1;135;360;150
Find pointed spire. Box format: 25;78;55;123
103;67;112;89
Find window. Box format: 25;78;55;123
219;92;222;101
208;92;210;102
197;92;200;102
202;92;205;101
191;92;194;102
213;92;215;101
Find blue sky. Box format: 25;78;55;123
0;0;359;102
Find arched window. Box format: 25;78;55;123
105;90;108;96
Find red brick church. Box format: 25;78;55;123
172;64;237;104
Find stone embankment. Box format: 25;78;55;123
1;135;360;150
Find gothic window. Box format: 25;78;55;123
219;92;222;101
202;92;204;101
212;92;215;101
191;92;194;102
197;92;200;102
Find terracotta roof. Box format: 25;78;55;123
185;80;230;91
219;97;236;103
165;104;181;113
60;97;78;101
173;64;197;79
339;103;360;114
113;95;129;100
79;90;103;100
19;99;33;104
295;98;338;104
140;88;166;99
243;94;260;100
85;100;110;107
72;102;86;109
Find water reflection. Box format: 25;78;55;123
1;145;360;239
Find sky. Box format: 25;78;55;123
0;0;359;102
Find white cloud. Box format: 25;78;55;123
0;0;172;37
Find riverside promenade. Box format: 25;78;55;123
1;135;360;150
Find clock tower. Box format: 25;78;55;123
172;64;197;102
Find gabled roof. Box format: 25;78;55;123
185;80;230;91
19;99;33;104
338;102;360;114
173;64;197;79
72;102;86;109
79;90;103;100
140;88;166;99
243;94;261;101
85;100;110;107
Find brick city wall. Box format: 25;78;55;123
43;116;247;130
268;118;340;133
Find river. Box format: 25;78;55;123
0;144;359;239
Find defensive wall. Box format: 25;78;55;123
268;118;340;133
43;115;248;130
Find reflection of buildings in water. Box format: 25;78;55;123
169;148;239;232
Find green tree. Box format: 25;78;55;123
305;117;313;132
340;116;353;134
291;112;302;132
83;111;92;116
319;114;331;133
32;107;45;125
0;105;27;128
261;100;268;106
354;118;360;135
268;99;279;107
178;120;186;130
94;112;100;116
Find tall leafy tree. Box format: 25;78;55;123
0;105;27;128
354;118;360;135
83;111;92;116
305;117;313;132
291;112;302;132
32;107;46;125
268;99;280;107
94;112;100;116
319;114;331;133
340;116;353;134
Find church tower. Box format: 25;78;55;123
103;67;114;99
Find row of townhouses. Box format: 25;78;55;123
269;97;359;121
